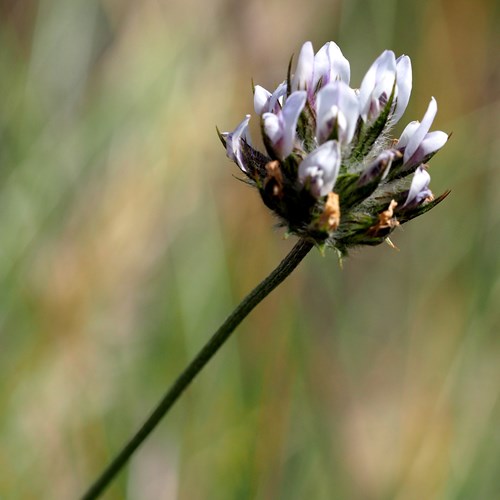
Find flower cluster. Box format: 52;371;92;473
219;41;449;254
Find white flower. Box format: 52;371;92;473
254;82;287;115
263;91;307;159
359;50;396;122
292;41;350;95
403;165;433;207
358;51;412;125
400;97;448;167
298;141;341;197
312;41;350;88
316;81;359;145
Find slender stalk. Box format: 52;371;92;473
82;238;314;499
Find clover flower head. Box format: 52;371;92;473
219;41;450;254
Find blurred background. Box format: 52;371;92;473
0;0;499;498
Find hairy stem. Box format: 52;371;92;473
82;238;314;499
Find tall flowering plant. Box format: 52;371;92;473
83;41;449;499
220;41;449;254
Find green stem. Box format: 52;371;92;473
81;238;314;500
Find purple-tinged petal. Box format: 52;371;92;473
292;41;315;91
403;166;433;207
405;131;448;168
359;50;396;122
359;149;401;185
268;81;287;112
313;41;351;89
340;86;360;143
262;91;306;159
374;51;397;96
316;83;339;143
298;140;341;197
392;55;412;124
280;90;307;158
262;112;281;147
224;115;251;172
312;43;330;87
404;97;438;162
418;130;448;157
254;83;287;115
372;73;396;103
254;85;272;115
398;120;419;149
316;81;359;145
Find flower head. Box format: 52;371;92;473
219;41;449;254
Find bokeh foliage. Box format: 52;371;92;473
0;0;498;498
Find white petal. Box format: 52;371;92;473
292;41;315;91
313;41;351;88
404;166;431;207
316;83;338;143
372;51;397;100
372;73;395;102
280;90;307;158
398;121;420;149
254;85;271;115
268;81;287;113
262;112;281;146
359;50;396;121
299;140;341;196
312;43;330;88
341;85;360;144
375;50;397;78
358;65;377;120
418;130;448;157
404;97;438;162
316;81;359;144
329;42;351;83
226;115;251;172
392;55;412;124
